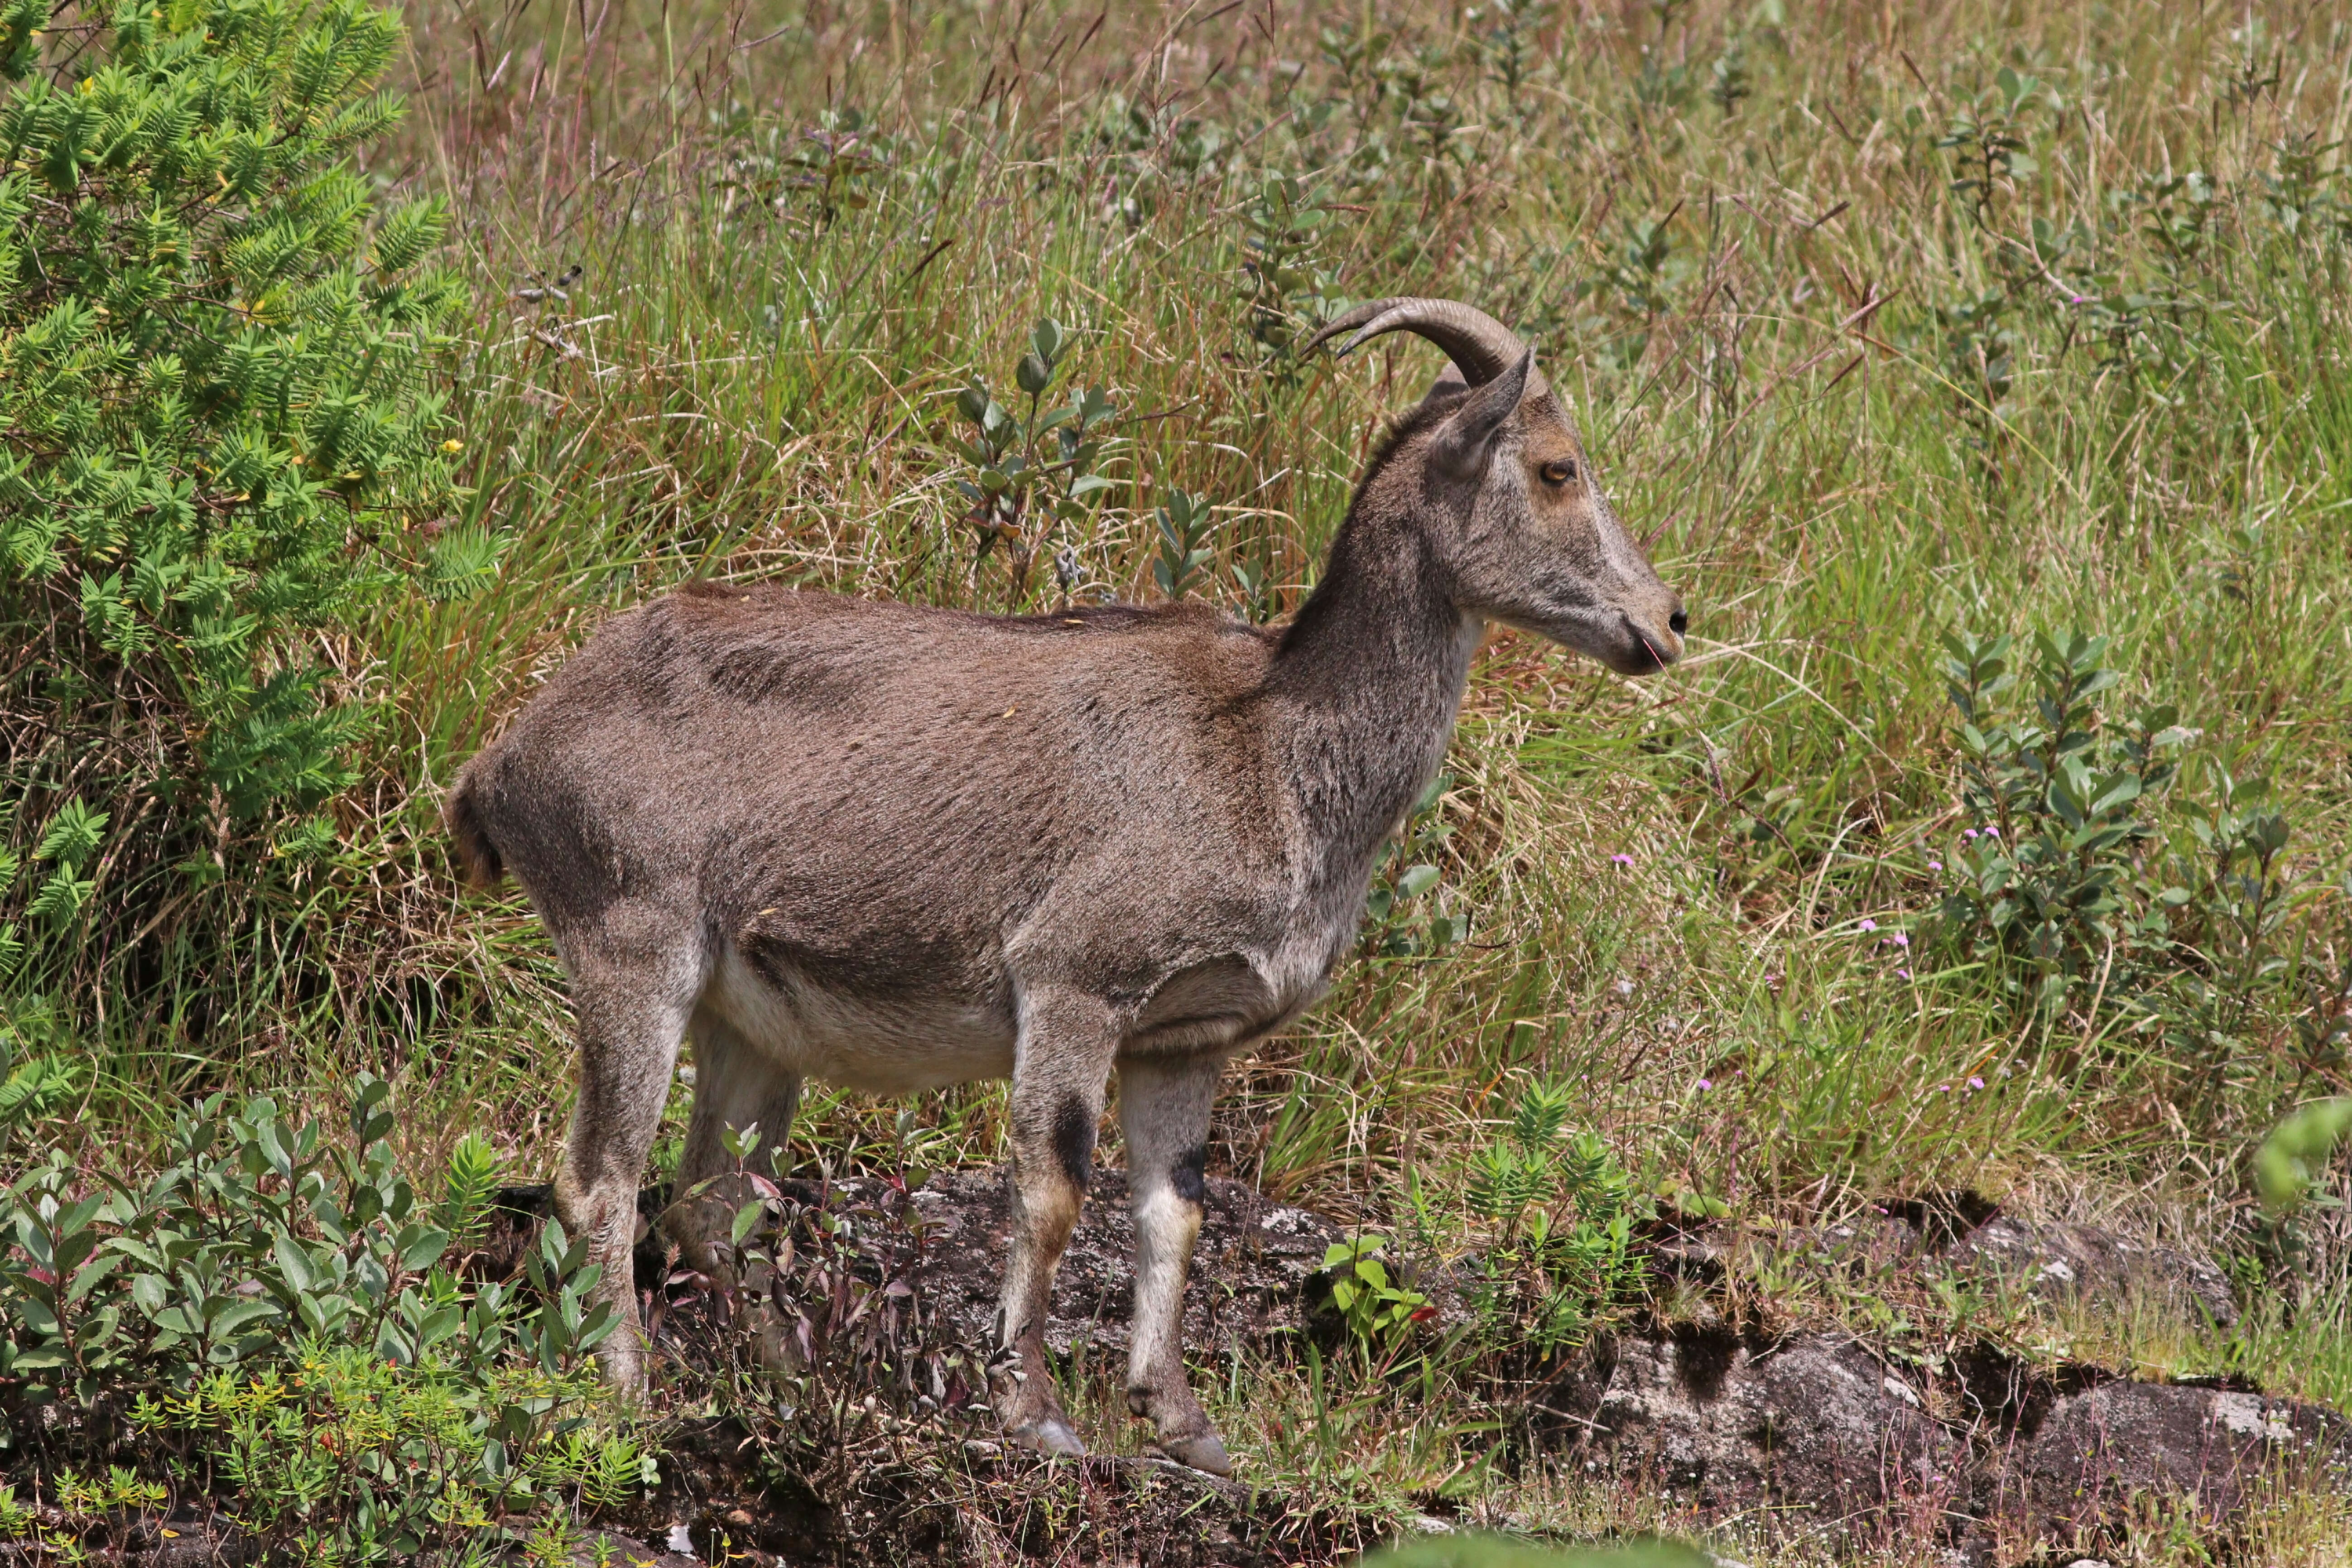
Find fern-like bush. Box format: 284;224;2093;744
0;0;468;1035
1464;1084;1645;1359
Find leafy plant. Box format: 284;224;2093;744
1151;489;1218;601
1;0;467;806
1467;0;1555;112
1363;774;1468;957
1705;34;1751;116
1238;174;1337;380
715;104;893;230
1931;627;2314;1080
1321;1233;1433;1348
132;1344;652;1559
2255;1097;2352;1212
1937;67;2050;226
1;0;469;1033
947;318;1121;606
0;1076;646;1557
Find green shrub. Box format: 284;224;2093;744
1463;1084;1645;1358
946;316;1121;607
0;0;467;1024
0;1076;650;1559
1931;626;2316;1074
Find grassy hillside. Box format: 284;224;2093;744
6;0;2352;1558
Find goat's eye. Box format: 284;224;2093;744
1540;460;1578;487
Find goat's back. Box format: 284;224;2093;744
448;582;1296;1001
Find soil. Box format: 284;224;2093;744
54;1171;2351;1567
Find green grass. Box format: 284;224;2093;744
14;0;2352;1558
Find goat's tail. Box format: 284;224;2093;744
444;770;506;889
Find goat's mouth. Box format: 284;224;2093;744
1618;614;1683;675
1501;606;1683;677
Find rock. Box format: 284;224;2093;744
486;1169;2334;1559
1541;1331;1962;1529
1995;1380;2352;1533
1938;1215;2237;1328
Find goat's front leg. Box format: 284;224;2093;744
1118;1051;1231;1475
992;988;1119;1458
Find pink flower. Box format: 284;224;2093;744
1694;1078;1712;1092
1859;918;1878;932
1962;828;1978;840
1890;933;1910;948
1610;853;1635;866
1933;1083;1949;1093
1984;826;2000;838
1896;968;1912;979
1928;860;1943;871
1967;1077;1986;1090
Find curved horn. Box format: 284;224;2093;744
1302;297;1544;396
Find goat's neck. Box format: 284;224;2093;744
1270;518;1481;885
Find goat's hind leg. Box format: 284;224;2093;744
666;1014;803;1293
550;923;705;1393
992;989;1120;1459
1118;1051;1230;1476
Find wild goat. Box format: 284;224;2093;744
446;297;1684;1475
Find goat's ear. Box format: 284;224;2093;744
1429;349;1532;478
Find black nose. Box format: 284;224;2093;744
1668;608;1688;636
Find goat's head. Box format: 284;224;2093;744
1308;297;1685;675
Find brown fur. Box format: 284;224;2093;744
445;308;1683;1475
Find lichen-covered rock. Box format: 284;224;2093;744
1994;1380;2352;1533
1938;1216;2238;1329
1541;1331;1962;1529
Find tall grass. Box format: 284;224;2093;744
24;0;2352;1385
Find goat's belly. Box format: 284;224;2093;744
703;949;1016;1093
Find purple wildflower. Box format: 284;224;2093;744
1859;918;1878;932
1897;968;1912;979
1968;1077;1986;1090
1694;1078;1712;1092
1890;933;1910;948
1928;860;1943;871
1610;853;1635;866
1984;826;2001;838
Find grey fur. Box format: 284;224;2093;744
445;298;1683;1476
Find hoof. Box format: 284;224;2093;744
1156;1430;1232;1477
1007;1414;1087;1458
